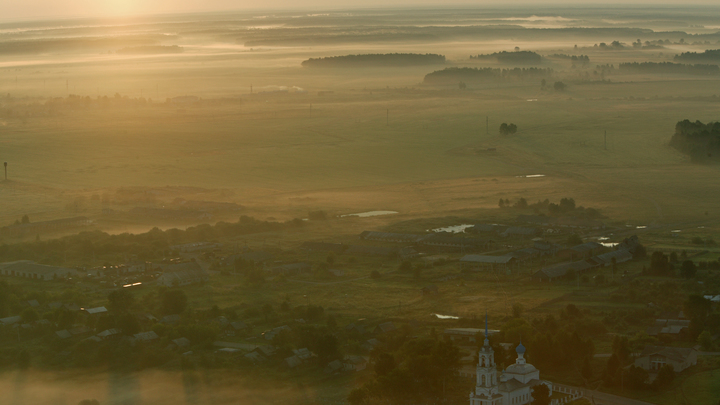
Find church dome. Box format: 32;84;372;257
516;342;526;354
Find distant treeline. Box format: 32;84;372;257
471;51;542;64
0;36;171;54
116;45;184;54
547;54;590;65
674;49;720;63
301;53;445;68
618;62;719;75
423;67;552;84
670;120;720;162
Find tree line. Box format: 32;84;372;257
618;61;719;75
471;51;542;64
423;67;553;84
301;53;446;68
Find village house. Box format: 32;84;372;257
373;322;397;335
156;261;209;287
634;345;697;372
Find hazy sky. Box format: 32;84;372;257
1;0;719;21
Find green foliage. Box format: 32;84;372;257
107;289;134;314
161;290;188;315
512;303;523;318
553;81;567;91
652;364;675;390
680;260;697;279
21;307;39;323
531;383;551;405
567;234;583;246
360;338;460;403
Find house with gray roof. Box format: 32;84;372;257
157;261;208;287
635;345;697;372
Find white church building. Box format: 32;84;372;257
470;318;553;405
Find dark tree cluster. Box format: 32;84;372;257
670;119;720;162
0;215;302;265
547;54;590;66
471;51;542;64
674;49;720;62
499;123;517;135
349;337;461;405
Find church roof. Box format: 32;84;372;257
516;342;526;354
504;362;538;375
498;378;528;393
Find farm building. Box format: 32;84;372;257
420;235;493;251
532;260;599;282
359;231;425;243
557;242;605;261
500;227;540;238
592;249;633;266
344;245;398;257
156;261;209;287
0;216;93;237
460;255;517;272
0;261;78;280
299;242;349;254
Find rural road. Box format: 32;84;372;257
553;383;655;405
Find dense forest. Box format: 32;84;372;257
670;119;720;162
423;67;552;84
618;62;719;75
471;51;542;64
301;53;445;68
674;49;720;63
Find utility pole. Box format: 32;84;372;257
3;162;6;180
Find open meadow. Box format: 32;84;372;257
1;5;720;405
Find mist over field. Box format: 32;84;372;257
1;5;720;405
